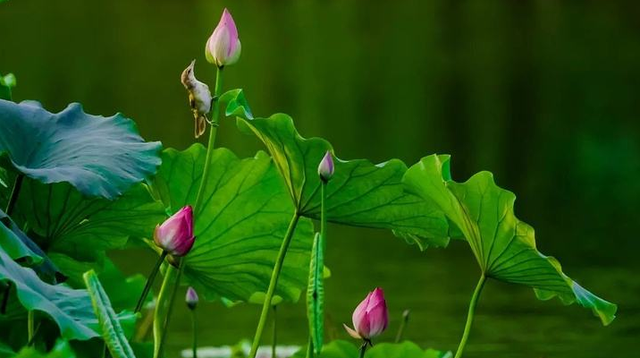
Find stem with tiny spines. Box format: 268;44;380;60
191;309;198;358
453;274;487;358
248;213;300;358
135;251;168;313
157;260;185;357
194;67;224;214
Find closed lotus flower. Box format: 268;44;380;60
318;151;335;183
153;206;195;257
205;8;242;67
185;287;199;310
344;288;388;341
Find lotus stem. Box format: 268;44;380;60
27;310;34;344
248;213;300;358
395;309;410;343
153;265;177;358
359;341;367;358
157;260;185;357
272;305;277;358
5;173;24;215
194;67;224;214
453;274;487;358
305;339;313;358
191;309;198;358
0;283;10;314
135;250;168;313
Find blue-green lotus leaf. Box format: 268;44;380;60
0;246;135;341
404;155;617;325
0;99;161;199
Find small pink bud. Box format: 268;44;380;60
153;206;195;257
185;287;199;310
205;8;242;67
343;288;388;340
317;151;335;183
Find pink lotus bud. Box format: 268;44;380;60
185;287;199;310
317;151;335;183
205;8;242;67
343;288;388;340
153;206;195;257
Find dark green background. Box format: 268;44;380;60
1;1;639;357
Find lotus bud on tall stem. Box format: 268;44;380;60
344;288;389;358
186;287;199;358
395;309;410;343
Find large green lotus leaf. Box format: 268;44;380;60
151;144;314;302
0;211;42;265
0;99;161;199
404;155;617;325
13;340;76;358
15;180;165;279
292;341;450;358
222;90;449;250
0;247;136;341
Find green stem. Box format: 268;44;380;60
453;274;487;358
193;67;224;213
27;310;34;345
272;305;277;358
135;251;168;313
248;213;300;358
305;339;313;358
153;265;177;358
395;309;410;343
191;309;198;358
5;173;24;215
359;341;367;358
157;261;185;357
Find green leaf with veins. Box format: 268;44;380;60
0;246;136;341
151;144;314;302
291;341;451;358
403;154;617;325
0;99;161;199
15;180;165;280
221;89;449;250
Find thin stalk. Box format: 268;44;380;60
248;213;301;358
358;341;367;358
305;339;313;358
272;305;277;358
193;67;224;213
135;251;168;313
27;310;34;345
0;284;10;314
191;309;198;358
157;261;185;357
453;274;487;358
153;265;178;358
5;173;24;215
395;309;410;343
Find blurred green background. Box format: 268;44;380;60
1;0;639;357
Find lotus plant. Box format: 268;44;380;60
344;288;389;357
